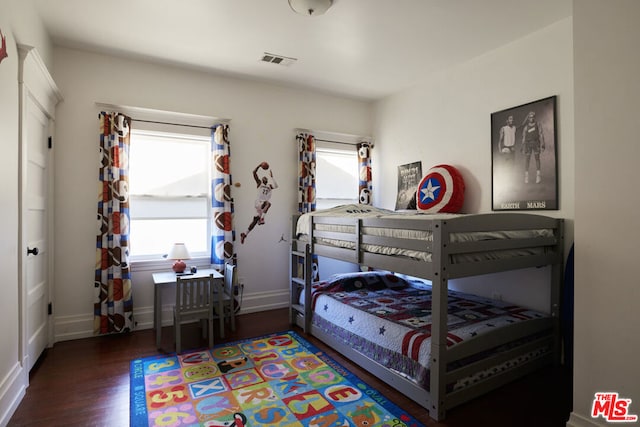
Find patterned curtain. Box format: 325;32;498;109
95;112;134;334
297;132;319;280
297;132;316;213
210;124;236;270
357;141;373;205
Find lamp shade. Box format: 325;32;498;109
168;243;190;273
288;0;333;16
168;243;191;260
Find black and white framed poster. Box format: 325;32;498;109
491;96;558;211
396;161;422;210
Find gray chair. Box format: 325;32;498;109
173;274;222;353
213;263;237;338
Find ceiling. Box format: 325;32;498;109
34;0;572;101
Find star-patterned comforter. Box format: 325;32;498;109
308;276;550;391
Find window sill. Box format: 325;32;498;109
131;256;213;273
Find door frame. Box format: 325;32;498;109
18;45;62;375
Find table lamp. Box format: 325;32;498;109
168;243;191;273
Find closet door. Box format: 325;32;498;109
19;45;62;371
23;95;51;370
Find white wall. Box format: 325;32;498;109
0;6;23;425
570;1;640;426
4;0;52;68
0;0;53;424
373;18;574;311
50;46;373;340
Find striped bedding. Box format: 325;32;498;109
296;204;553;262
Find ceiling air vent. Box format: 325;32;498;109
260;52;297;67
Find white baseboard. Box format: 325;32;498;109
54;313;95;341
0;362;27;427
53;289;290;340
130;306;154;331
133;288;289;330
237;289;289;314
566;412;605;427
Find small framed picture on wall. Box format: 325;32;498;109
395;161;422;210
491;96;558;211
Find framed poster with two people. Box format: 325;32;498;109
491;96;558;211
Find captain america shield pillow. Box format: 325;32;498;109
416;164;465;213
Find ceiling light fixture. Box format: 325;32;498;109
288;0;333;16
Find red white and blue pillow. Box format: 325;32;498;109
415;164;465;213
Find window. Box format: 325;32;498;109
128;129;211;261
315;143;359;210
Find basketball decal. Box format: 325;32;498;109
240;161;278;244
416;164;465;213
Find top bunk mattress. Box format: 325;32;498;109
295;204;557;263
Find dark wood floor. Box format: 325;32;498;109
8;308;571;426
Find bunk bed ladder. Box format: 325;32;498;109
290;216;313;333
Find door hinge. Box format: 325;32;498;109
48;136;52;149
48;302;52;315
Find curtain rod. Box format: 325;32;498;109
314;138;360;146
314;138;374;148
95;102;229;128
295;128;372;145
131;118;220;130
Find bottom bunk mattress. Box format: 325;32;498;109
302;271;552;392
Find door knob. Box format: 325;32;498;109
27;247;39;256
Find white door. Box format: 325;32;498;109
24;96;51;371
19;45;61;373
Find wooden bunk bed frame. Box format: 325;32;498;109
289;212;564;421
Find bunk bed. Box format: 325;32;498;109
289;205;564;421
